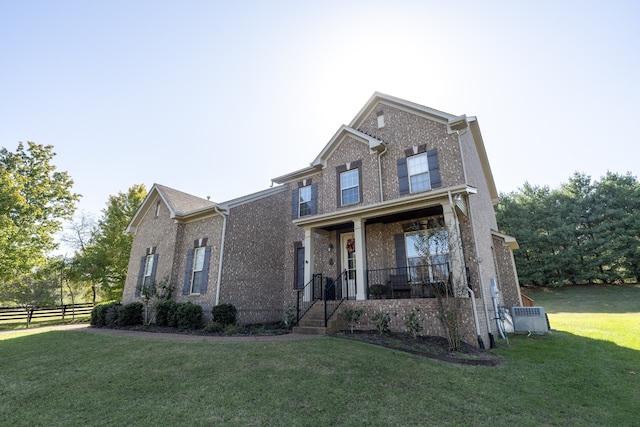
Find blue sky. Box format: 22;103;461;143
2;1;639;225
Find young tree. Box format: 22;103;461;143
0;142;79;284
74;184;147;301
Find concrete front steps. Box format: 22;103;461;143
293;302;346;335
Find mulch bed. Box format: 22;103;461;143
333;330;503;366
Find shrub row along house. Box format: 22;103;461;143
122;92;522;347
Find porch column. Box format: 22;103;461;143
353;218;367;300
303;227;315;301
443;203;465;297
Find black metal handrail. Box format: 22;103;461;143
366;263;452;299
322;270;349;326
296;274;323;324
296;271;350;327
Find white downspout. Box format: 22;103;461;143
448;191;482;346
455;129;493;345
214;205;228;306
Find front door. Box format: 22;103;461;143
341;233;357;298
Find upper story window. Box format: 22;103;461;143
340;169;360;205
291;181;317;219
407;153;430;193
299;185;312;217
397;148;441;196
336;160;362;207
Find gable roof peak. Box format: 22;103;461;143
350;92;460;129
152;183;216;216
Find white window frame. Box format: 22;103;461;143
299;185;312;217
141;254;155;295
407;153;430;193
190;246;206;294
340;169;359;205
405;227;450;283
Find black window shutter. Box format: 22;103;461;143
183;248;194;295
397;158;409;195
427;149;441;188
295;246;305;290
200;246;212;294
291;188;299;219
309;183;318;214
135;256;145;297
394;233;407;271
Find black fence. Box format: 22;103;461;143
0;303;93;324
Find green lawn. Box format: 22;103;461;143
522;284;640;350
1;286;638;426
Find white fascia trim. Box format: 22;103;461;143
311;125;385;167
349;92;459;129
271;165;322;185
491;229;520;250
125;184;175;234
218;185;287;210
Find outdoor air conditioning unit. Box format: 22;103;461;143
511;306;550;334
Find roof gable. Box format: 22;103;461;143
125;184;216;234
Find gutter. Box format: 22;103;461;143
213;205;229;306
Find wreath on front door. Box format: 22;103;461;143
346;238;355;254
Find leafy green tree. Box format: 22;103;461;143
0;259;60;327
75;184;147;301
0;142;79;284
496;171;640;286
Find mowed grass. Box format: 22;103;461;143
1;286;639;426
523;284;640;350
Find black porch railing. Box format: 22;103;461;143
366;264;453;299
296;271;350;327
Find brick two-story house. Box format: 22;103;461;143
122;92;521;347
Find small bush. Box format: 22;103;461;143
224;324;245;335
282;305;297;330
204;321;224;333
372;311;391;335
176;302;203;330
404;307;423;339
117;302;143;326
90;302;122;327
155;300;179;327
343;307;364;333
212;303;237;326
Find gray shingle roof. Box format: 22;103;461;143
155;184;215;215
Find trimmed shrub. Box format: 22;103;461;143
90;302;122;327
212;303;237;326
117;302;143;326
155;300;179;327
176;302;203;330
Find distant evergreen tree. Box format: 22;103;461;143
496;171;640;286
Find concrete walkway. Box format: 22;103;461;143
0;323;322;343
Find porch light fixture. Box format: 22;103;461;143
328;243;334;253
